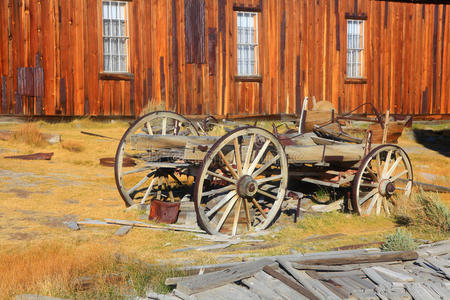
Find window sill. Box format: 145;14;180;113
234;75;262;83
99;72;135;81
344;77;367;84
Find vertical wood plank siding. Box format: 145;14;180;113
0;0;448;117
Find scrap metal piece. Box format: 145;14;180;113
4;152;54;160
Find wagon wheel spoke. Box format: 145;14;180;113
248;140;271;174
141;176;157;204
385;156;403;179
251;198;267;219
232;198;243;236
202;185;235;197
216;195;239;232
123;166;153;176
359;188;378;205
206;171;237;184
243;198;252;230
256;175;283;185
243;134;256;174
382;150;393;177
376;153;382;179
365;193;379;215
252;154;280;178
375;195;382;215
366;167;379;182
234;139;243;176
383;197;390;215
256;188;278;201
146;122;154;135
219;150;239;179
161;117;167;135
206;191;237;217
127;172;155;195
360;182;378;188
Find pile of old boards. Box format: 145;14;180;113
145;240;450;300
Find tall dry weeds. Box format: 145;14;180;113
11;123;47;147
0;242;115;299
393;190;450;234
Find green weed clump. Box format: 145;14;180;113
381;229;418;252
394;191;450;234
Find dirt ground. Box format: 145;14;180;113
0;118;449;297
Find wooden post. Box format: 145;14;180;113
382;110;390;144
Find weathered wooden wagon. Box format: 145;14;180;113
114;110;413;236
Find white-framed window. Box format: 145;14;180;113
346;19;365;78
102;1;129;73
236;12;259;76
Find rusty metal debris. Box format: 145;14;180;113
149;200;181;224
4;152;54;160
80;131;118;140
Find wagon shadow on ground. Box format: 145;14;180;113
413;129;450;157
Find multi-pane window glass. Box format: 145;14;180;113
237;12;258;76
346;20;364;78
102;1;128;72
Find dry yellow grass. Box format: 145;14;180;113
61;140;85;152
0;242;116;299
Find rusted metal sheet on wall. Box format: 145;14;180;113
14;93;22;115
184;0;205;64
1;76;7;114
17;68;35;96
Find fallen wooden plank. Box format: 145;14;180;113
299;233;346;243
405;283;439;300
424;257;450;279
371;266;415;282
172;242;234;253
292;261;402;272
330;242;384;251
262;265;321;300
207;243;280;253
242;275;292;300
291;250;418;266
77;219;110;225
175;259;274;295
362;267;392;288
104;219;205;233
254;271;310;300
191;283;260;300
114;225;133;236
427;282;450;299
277;258;340;300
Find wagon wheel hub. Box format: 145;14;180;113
379;179;396;196
237;175;258;198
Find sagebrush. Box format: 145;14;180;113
381;229;418;252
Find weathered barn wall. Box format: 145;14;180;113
0;0;448;117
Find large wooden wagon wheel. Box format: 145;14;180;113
115;111;198;207
194;127;288;236
352;144;413;216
